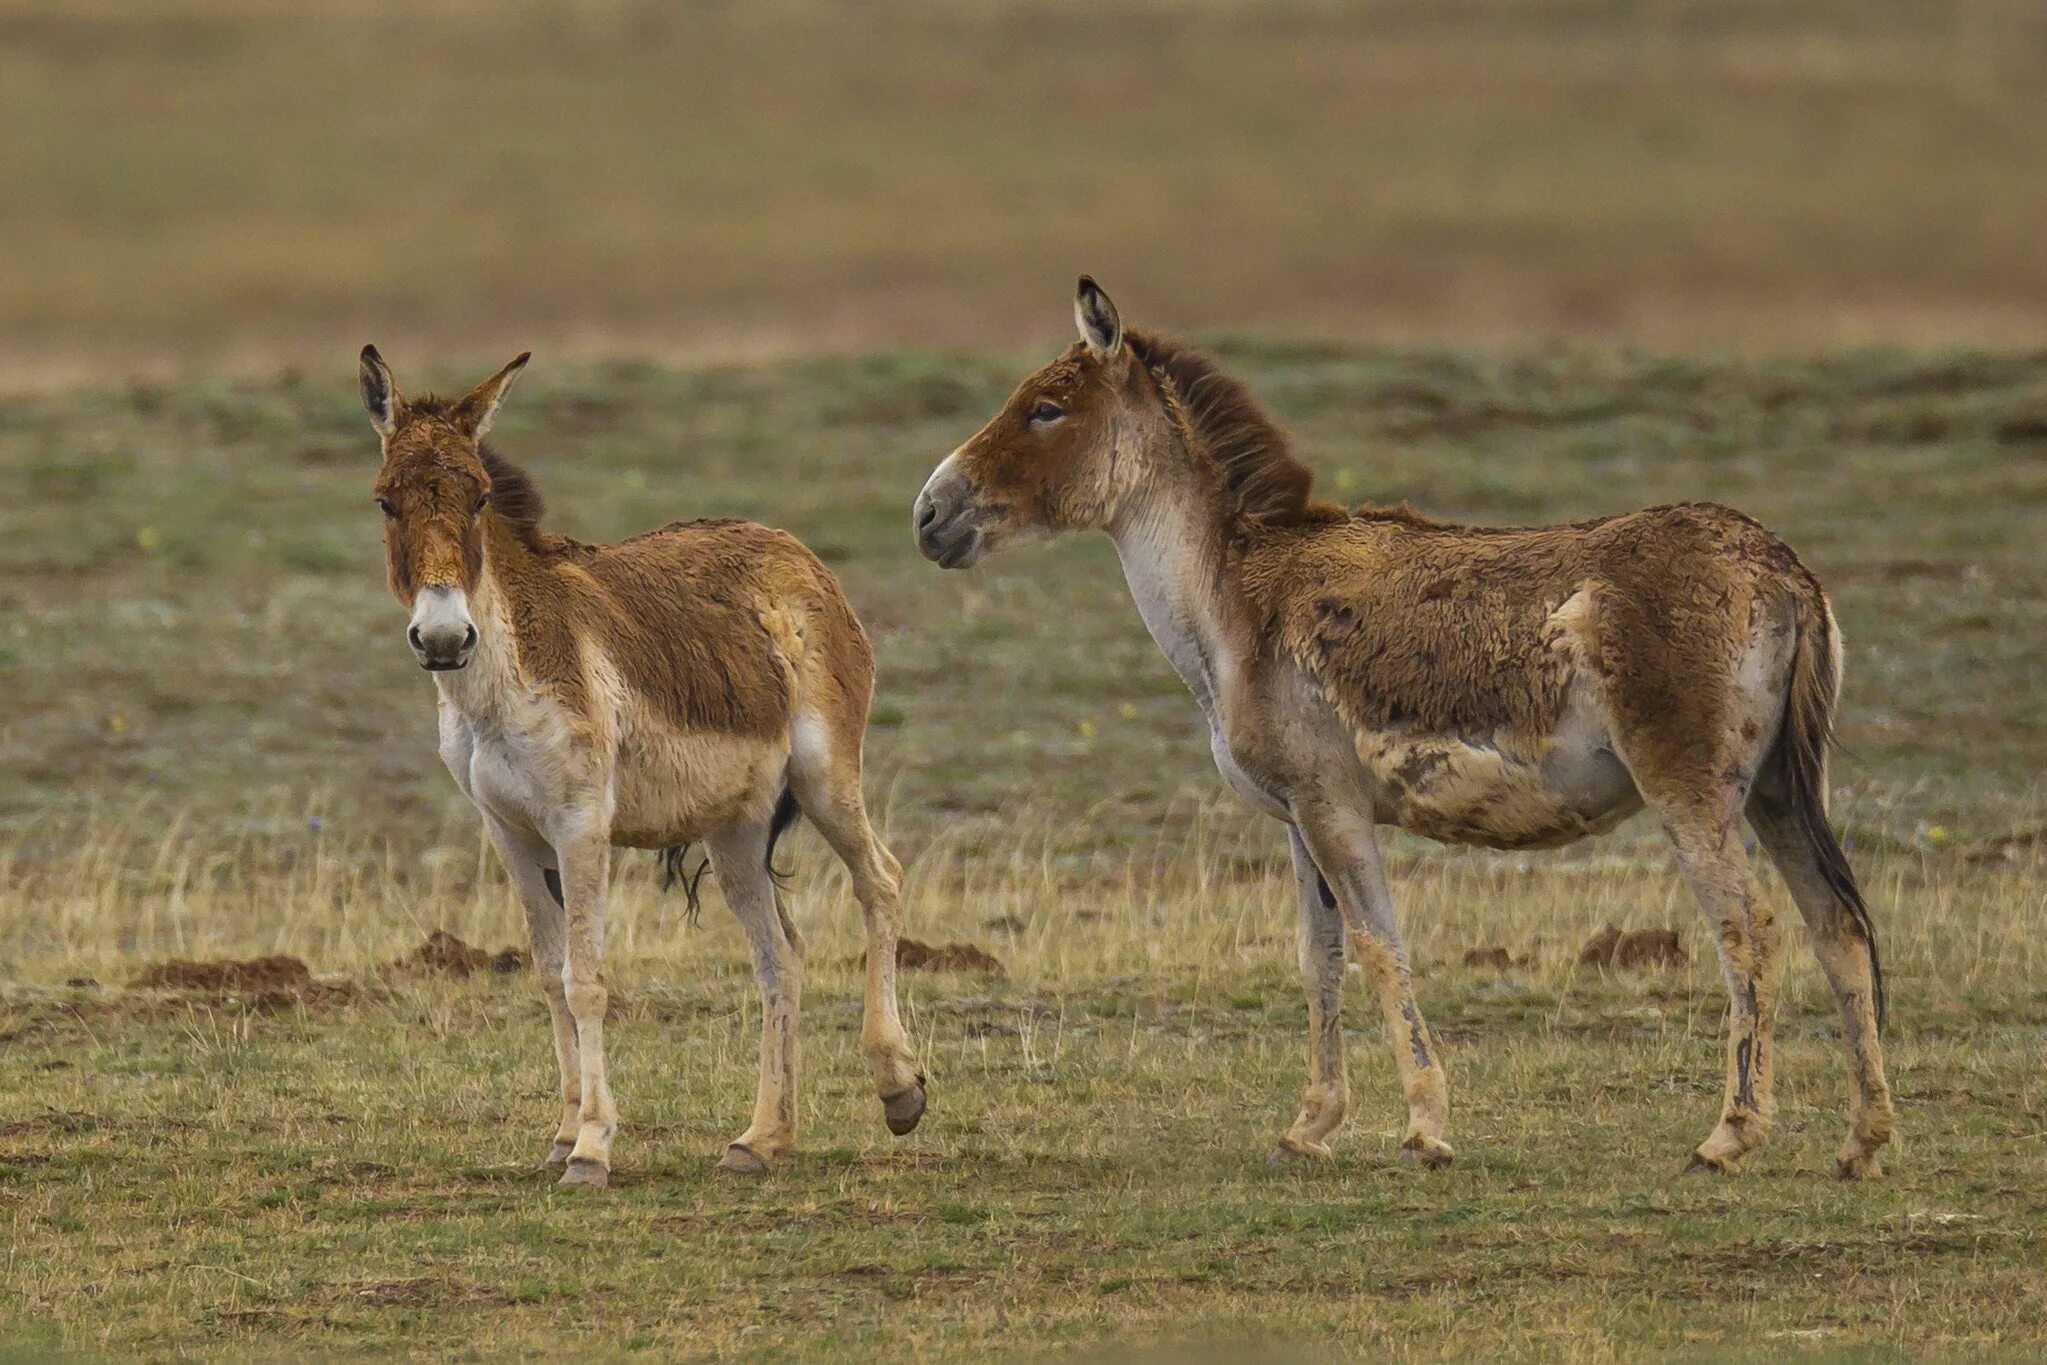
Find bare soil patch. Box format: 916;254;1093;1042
129;955;363;1010
1576;927;1689;971
381;930;528;979
894;939;1004;975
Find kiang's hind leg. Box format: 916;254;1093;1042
1655;791;1781;1174
481;813;583;1169
1291;796;1453;1168
709;819;805;1174
787;712;926;1137
1608;703;1782;1173
1747;782;1894;1179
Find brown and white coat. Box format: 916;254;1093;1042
915;280;1892;1179
362;348;925;1186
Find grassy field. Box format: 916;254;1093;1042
3;340;2045;1357
7;0;2047;382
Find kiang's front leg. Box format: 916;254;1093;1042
1272;826;1350;1161
481;812;581;1169
554;812;618;1189
1291;796;1453;1168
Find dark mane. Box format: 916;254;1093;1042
1127;332;1341;527
479;445;554;552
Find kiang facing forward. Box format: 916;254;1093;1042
914;280;1891;1179
360;347;924;1187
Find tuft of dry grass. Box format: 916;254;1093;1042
3;812;2044;1358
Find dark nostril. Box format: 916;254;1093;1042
462;625;478;651
407;625;424;652
916;498;938;531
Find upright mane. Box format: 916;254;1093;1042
1126;331;1342;527
479;446;555;553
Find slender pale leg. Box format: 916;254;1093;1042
1273;826;1349;1160
1748;794;1894;1178
708;821;806;1174
1292;799;1452;1167
554;824;617;1188
1660;809;1782;1174
482;814;582;1167
788;741;926;1134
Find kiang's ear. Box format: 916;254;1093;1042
359;345;403;437
1075;276;1123;360
452;351;531;440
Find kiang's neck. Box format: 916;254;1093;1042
1106;446;1244;718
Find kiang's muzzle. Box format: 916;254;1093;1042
407;586;478;671
912;459;986;569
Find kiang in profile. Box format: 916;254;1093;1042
914;279;1891;1180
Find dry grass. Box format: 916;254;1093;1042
3;810;2045;1358
3;341;2045;1355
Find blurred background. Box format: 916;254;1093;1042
6;0;2047;385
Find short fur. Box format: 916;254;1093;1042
914;281;1893;1181
363;346;926;1185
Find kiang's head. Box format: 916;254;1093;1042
359;346;529;671
914;277;1155;568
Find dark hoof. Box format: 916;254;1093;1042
558;1157;609;1189
541;1141;575;1170
717;1143;770;1176
1685;1155;1732;1176
1399;1138;1454;1169
882;1076;928;1136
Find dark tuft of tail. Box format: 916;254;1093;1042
1778;595;1886;1032
656;786;803;923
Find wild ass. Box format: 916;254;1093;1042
359;347;925;1187
912;280;1893;1179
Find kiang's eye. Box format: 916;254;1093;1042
473;492;491;515
375;498;396;518
1030;400;1065;425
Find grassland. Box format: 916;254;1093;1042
7;0;2047;383
3;341;2045;1357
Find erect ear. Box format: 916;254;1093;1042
451;351;531;440
1075;276;1123;360
359;344;402;437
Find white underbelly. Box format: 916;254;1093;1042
1356;689;1642;850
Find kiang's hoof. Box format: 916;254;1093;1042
1684;1154;1734;1177
717;1143;771;1176
882;1076;929;1137
1399;1138;1454;1170
1835;1153;1882;1182
541;1142;575;1170
557;1158;609;1190
1267;1139;1332;1165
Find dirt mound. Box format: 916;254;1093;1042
133;954;313;993
1461;946;1520;970
847;938;1004;975
1577;926;1689;971
896;939;1004;974
383;931;528;978
129;954;360;1010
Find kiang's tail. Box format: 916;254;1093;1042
657;784;803;922
1772;594;1886;1032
